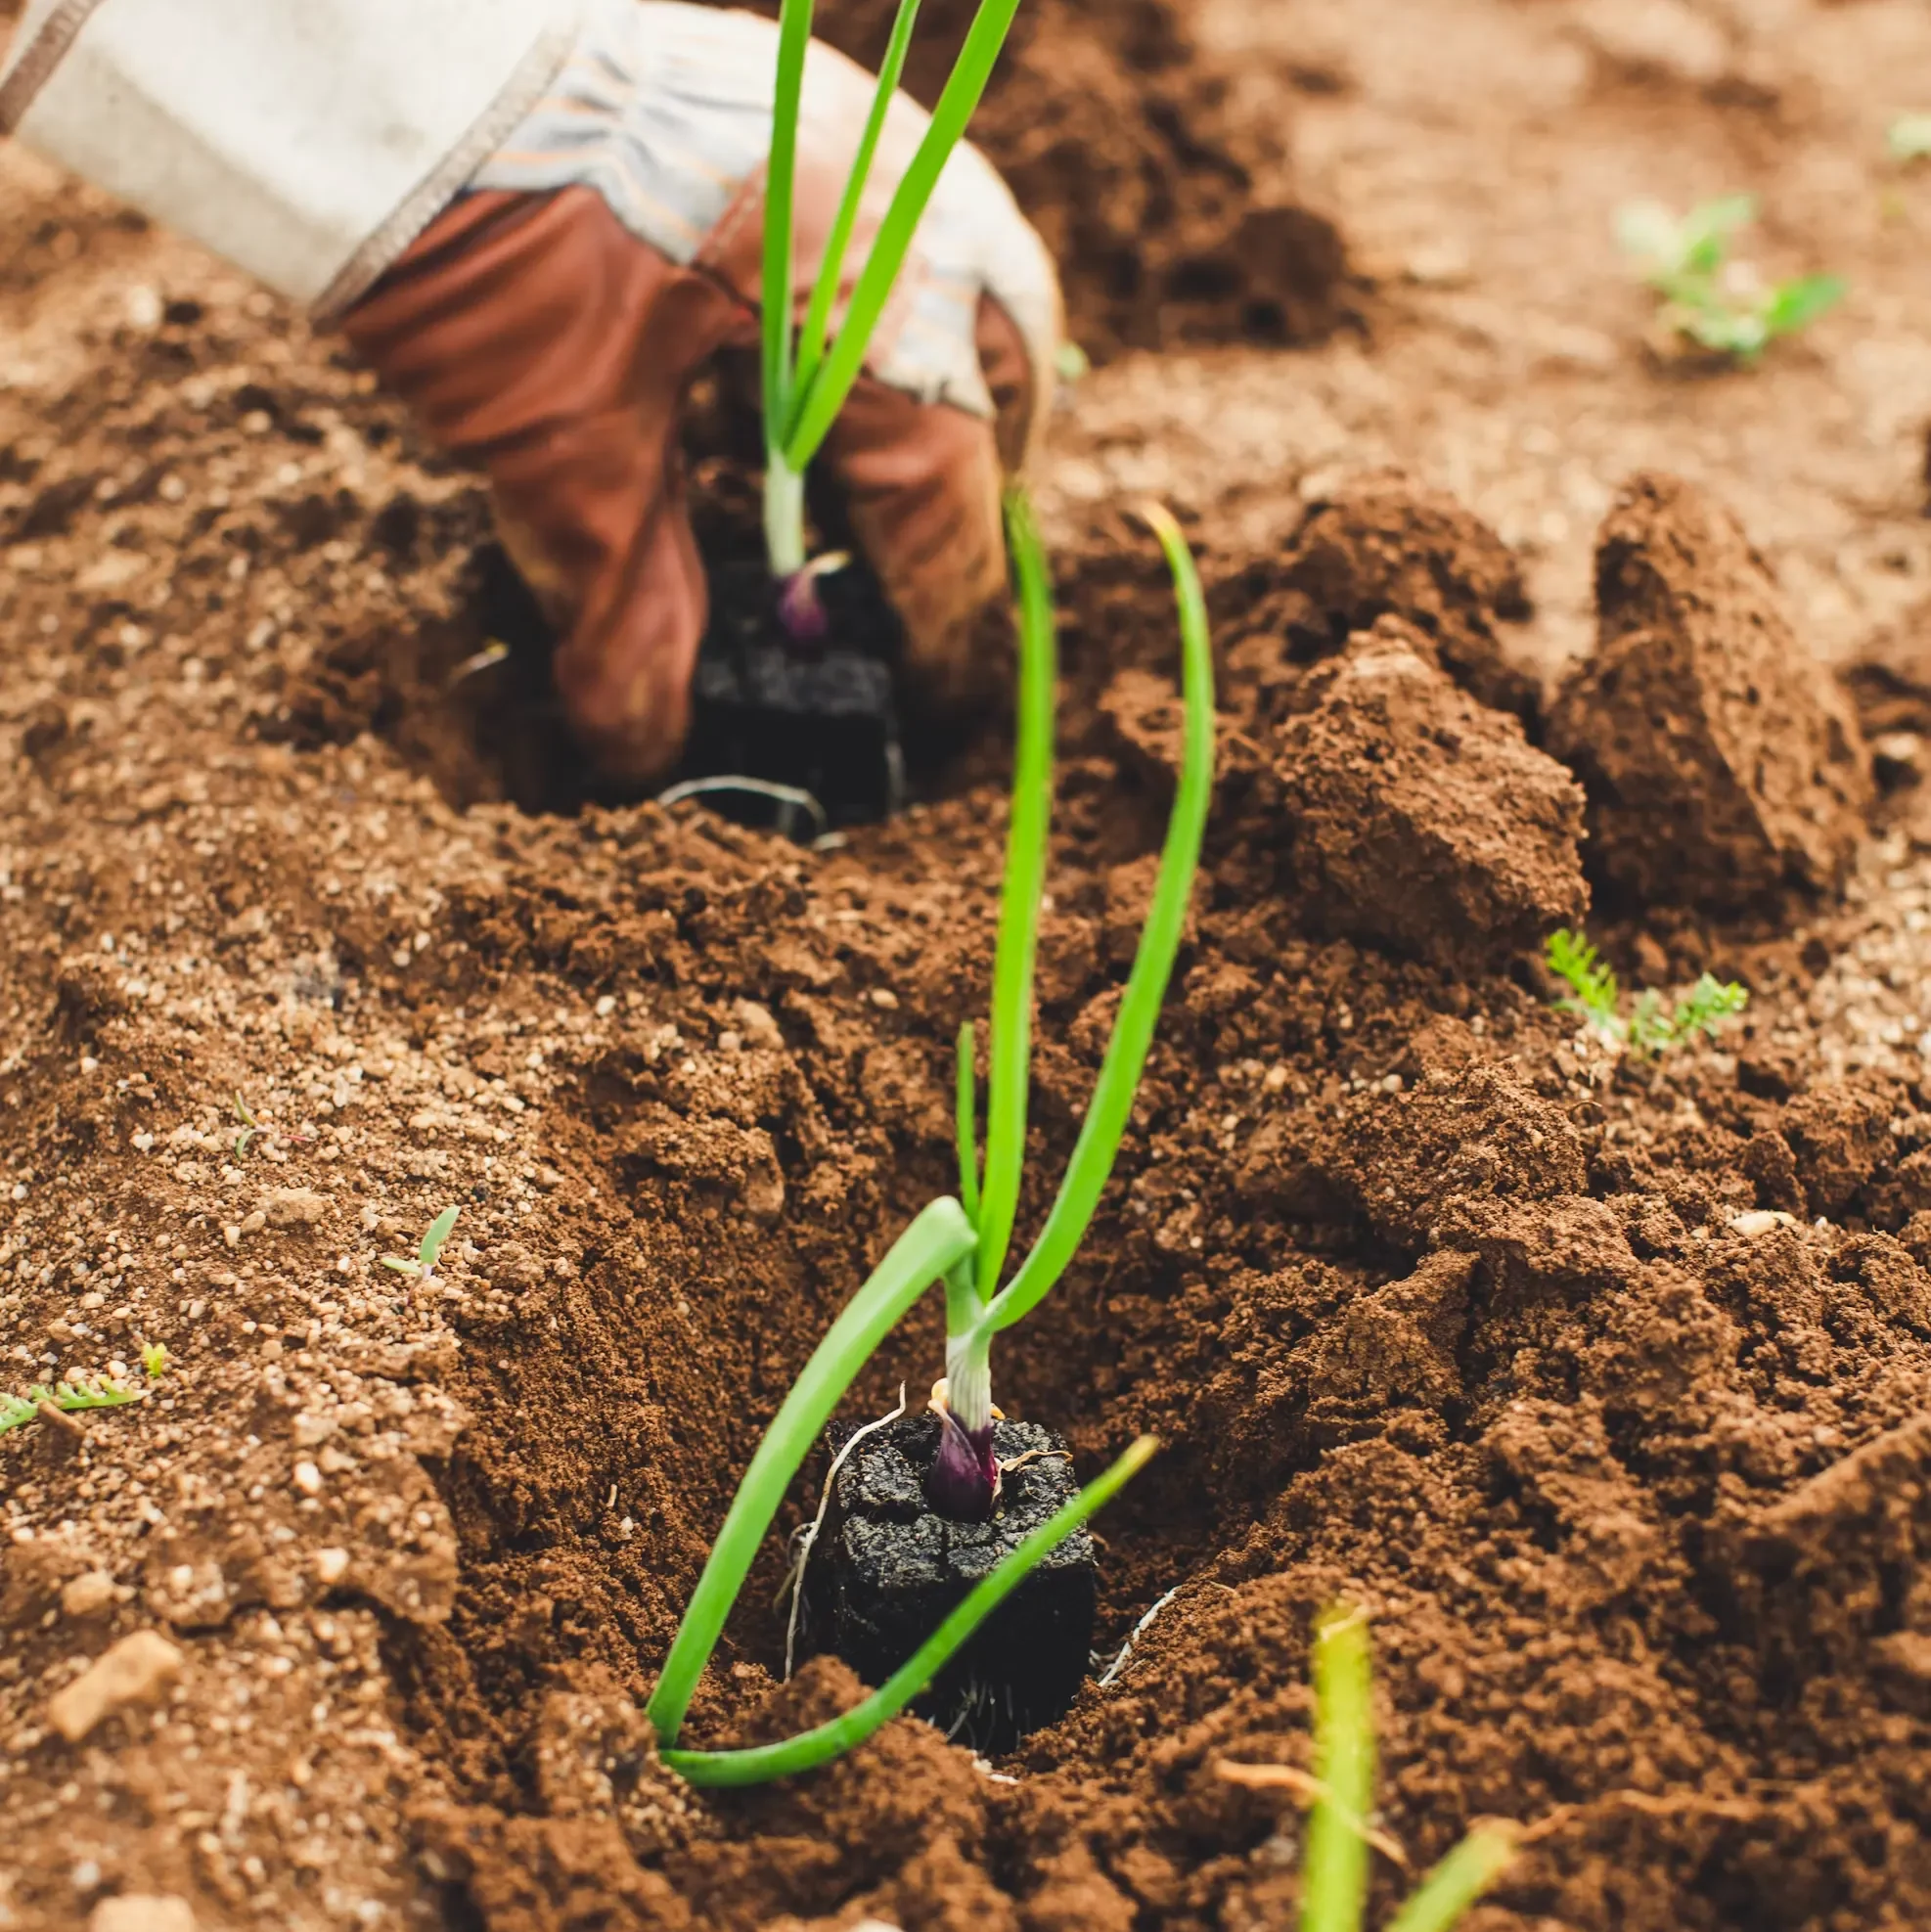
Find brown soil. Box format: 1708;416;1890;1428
9;2;1931;1930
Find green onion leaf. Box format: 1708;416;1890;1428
764;0;815;457
974;490;1056;1301
955;1020;982;1225
783;0;1024;470
1385;1822;1519;1932
985;504;1214;1335
790;0;924;415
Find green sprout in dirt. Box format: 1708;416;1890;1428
380;1205;460;1281
1889;114;1931;164
1220;1609;1519;1932
1546;928;1747;1059
641;495;1215;1786
233;1091;262;1158
1615;196;1845;362
760;0;1024;629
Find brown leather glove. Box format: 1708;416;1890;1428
342;98;1051;786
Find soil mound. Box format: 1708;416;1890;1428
813;0;1352;353
1235;469;1541;723
1548;472;1871;913
1272;618;1587;966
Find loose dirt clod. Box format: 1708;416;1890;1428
1242;468;1541;721
1548;472;1871;912
1274;618;1588;966
45;1630;183;1743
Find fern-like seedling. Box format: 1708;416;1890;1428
1627;974;1750;1059
381;1205;460;1281
0;1370;150;1437
1546;927;1620;1042
1546;930;1747;1060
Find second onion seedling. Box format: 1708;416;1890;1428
641;495;1216;1783
759;0;1025;628
1221;1609;1520;1932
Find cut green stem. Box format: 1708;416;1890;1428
1302;1607;1376;1932
980;505;1214;1338
661;1434;1156;1785
974;490;1057;1301
645;1197;976;1745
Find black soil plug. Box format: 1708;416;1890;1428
678;557;906;830
799;1412;1097;1754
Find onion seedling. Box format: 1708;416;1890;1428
932;497;1215;1520
761;0;1025;625
643;497;1214;1782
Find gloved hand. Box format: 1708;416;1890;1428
340;2;1062;786
0;0;1060;787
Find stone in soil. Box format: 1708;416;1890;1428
1548;471;1871;913
800;1413;1096;1753
46;1629;183;1743
1272;616;1588;966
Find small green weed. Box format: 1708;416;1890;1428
233;1092;261;1157
1546;928;1747;1058
1616;196;1844;361
380;1206;460;1281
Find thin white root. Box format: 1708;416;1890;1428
783;1383;907;1682
1098;1584;1182;1688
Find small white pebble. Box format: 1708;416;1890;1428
292;1460;323;1497
595;996;617;1017
314;1548;349;1584
870;988;899;1010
